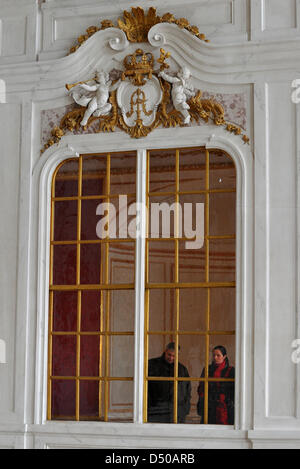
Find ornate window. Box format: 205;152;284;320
47;146;236;425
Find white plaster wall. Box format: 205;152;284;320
0;0;299;449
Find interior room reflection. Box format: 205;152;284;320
49;148;236;424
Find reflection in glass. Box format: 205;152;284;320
197;345;235;425
147;341;191;423
49;152;136;422
146;147;236;425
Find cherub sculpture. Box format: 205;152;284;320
158;66;195;124
69;70;120;127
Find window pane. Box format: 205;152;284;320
82;155;106;197
80;335;100;377
209;192;236;237
149;149;176;194
51;380;76;420
53;291;77;332
81;199;102;241
149;289;176;332
80;380;99;419
55;159;78;198
149;195;176;238
110;151;136;196
108;242;135;284
209;151;235;191
210;288;235;332
53;200;77;241
179;147;206;192
52;335;76;377
179;240;206;283
110;335;134;378
106;380;133;422
80;243;101;284
52;244;77;285
209;238;236;283
108;290;135;332
179;288;207;331
81;291;101;332
148;240;175;284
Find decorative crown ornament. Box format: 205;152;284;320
122;49;154;86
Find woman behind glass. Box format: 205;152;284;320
197;345;235;425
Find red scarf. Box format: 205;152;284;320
213;360;228;424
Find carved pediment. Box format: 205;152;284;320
41;7;249;153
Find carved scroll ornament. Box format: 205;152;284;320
42;48;249;153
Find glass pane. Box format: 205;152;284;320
80;243;101;284
53;200;77;241
81;199;103;241
209;192;236;236
52;244;77;285
82;155;106;197
52;335;76;377
110;335;134;377
80;335;100;377
107;380;134;422
179;240;206;283
81;290;101;332
209;335;235;368
209;151;236;191
80;380;99;419
148;240;175;284
51;379;76;419
55;159;78;198
149;149;176;194
53;291;78;332
210;288;235;332
149;195;176;238
108;196;136;240
107;290;135;332
184;381;202;424
147;336;191;424
179;147;206;192
110;151;136;196
180;193;205;245
149;289;176;332
179;288;207;331
177;334;206;378
108;242;135;284
209;238;236;283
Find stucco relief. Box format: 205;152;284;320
41;90;247;149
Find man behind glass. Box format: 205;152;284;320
147;342;191;423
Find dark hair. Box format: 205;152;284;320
166;342;180;351
212;345;229;367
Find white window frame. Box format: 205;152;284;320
32;125;253;445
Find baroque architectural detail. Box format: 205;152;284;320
69;7;209;54
41;49;249;153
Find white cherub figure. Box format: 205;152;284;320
159;66;195;124
69;70;120;126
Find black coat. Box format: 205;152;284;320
147;354;191;423
197;363;235;425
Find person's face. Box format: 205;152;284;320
164;349;175;364
213;349;226;365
